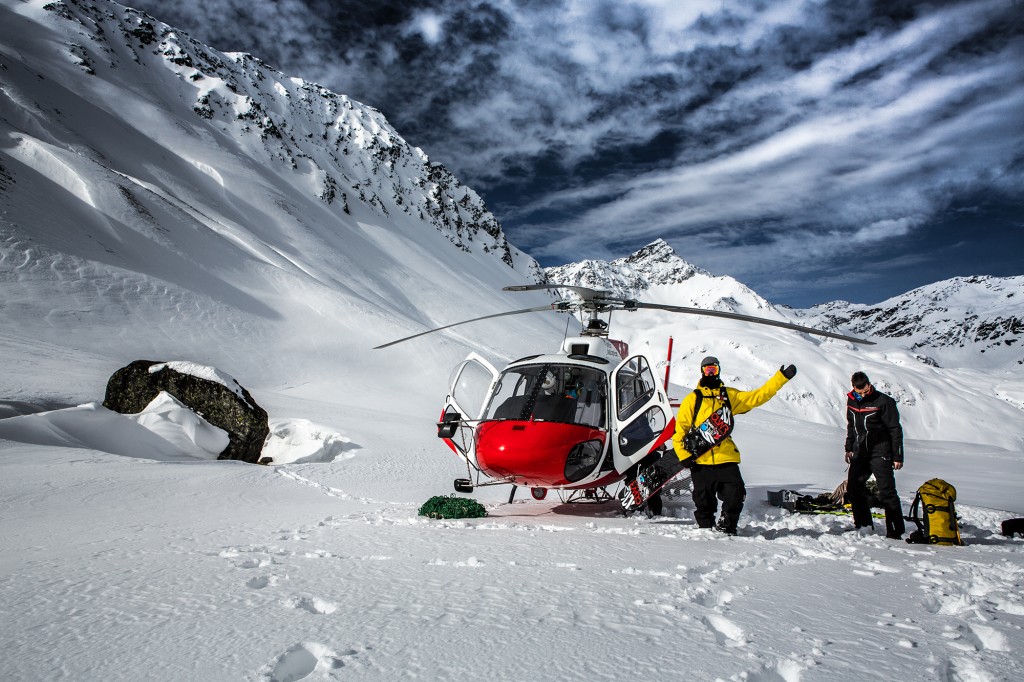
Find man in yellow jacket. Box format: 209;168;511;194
672;356;796;535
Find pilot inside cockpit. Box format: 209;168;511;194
534;370;579;423
488;365;606;426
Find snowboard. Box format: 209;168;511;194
766;490;884;518
620;455;691;516
682;399;733;456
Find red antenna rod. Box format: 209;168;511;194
663;336;673;390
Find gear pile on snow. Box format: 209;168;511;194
418;495;488;519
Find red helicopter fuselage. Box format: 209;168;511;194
475;420;615;489
438;337;675;495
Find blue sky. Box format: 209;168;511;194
129;0;1023;307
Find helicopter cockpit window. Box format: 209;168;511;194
616;356;657;421
484;364;607;428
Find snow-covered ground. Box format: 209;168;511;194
2;1;1023;680
2;396;1023;682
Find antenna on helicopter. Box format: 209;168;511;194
373;283;875;348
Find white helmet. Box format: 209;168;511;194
541;371;557;392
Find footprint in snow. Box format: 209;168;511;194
702;613;746;647
852;560;900;576
686;586;734;608
738;657;807;682
261;641;351;681
240;557;272;569
940;655;998;682
961;622;1010;652
247;575;278;589
283;596;338;615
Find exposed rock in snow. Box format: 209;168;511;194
103;359;269;462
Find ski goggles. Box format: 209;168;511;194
702;364;720;376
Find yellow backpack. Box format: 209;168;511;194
906;479;964;546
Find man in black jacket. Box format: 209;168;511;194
845;371;906;539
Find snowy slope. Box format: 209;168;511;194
1;2;1023;681
0;0;559;418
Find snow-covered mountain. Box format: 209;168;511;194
15;0;529;270
546;237;781;315
3;3;1024;680
798;276;1024;369
546;240;1024;450
548;239;1024;368
0;0;559;416
545;238;710;298
2;0;1022;448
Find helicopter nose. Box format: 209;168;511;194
476;420;606;487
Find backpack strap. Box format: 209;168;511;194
944;499;958;533
683;387;734;457
908;491;924;532
691;387;730;424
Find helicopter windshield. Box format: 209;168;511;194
484;364;607;428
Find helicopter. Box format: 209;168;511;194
375;284;872;509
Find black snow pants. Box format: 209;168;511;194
847;455;905;537
691;462;745;533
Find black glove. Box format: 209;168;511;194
781;364;797;379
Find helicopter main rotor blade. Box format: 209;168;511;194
632;301;875;345
503;284;613;300
373;304;560;349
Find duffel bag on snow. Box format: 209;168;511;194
906;478;963;546
1001;518;1024;538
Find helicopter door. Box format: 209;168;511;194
440;353;500;460
610;354;673;474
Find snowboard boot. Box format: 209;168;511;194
715;515;737;536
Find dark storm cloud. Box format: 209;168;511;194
128;0;1024;305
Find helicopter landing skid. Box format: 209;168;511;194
557;487;614;504
452;476;518;495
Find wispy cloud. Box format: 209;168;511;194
129;0;1024;304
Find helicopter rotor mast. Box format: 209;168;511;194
503;284;619;338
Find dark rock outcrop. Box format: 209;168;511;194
103;360;269;463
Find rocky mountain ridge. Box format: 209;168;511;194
797;276;1024;363
6;0;533;276
547;240;1023;365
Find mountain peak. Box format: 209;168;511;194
615;239;709;284
543;239;779;321
543;239;710;299
618;236;675;262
